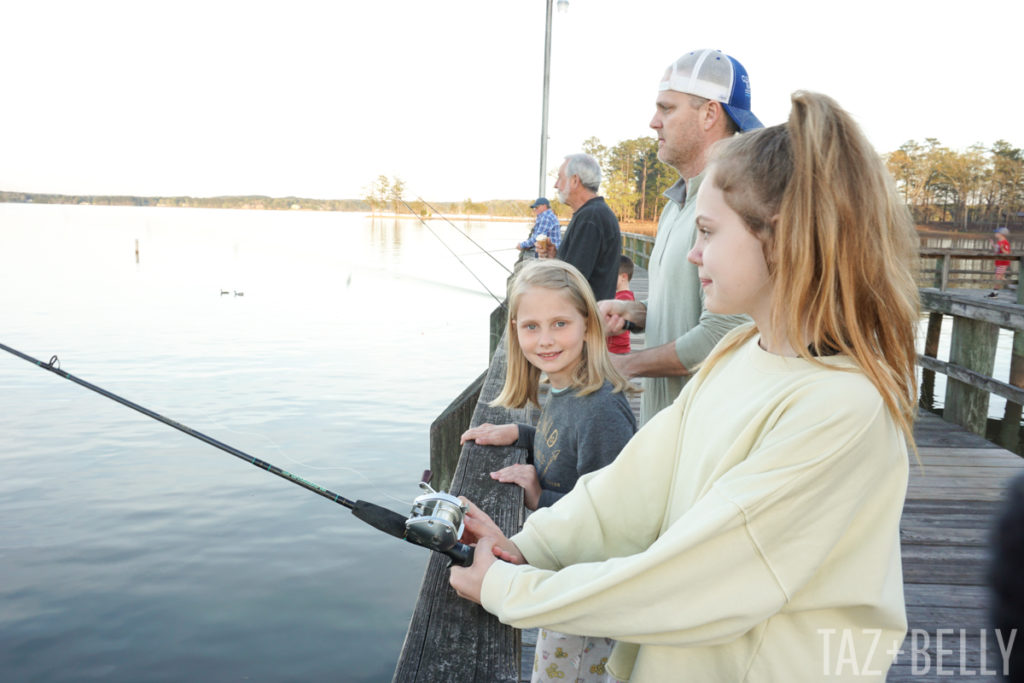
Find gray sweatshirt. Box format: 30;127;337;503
516;380;637;508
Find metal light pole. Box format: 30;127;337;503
539;0;568;198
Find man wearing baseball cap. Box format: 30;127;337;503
517;197;561;260
599;49;762;424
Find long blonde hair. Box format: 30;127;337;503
703;91;919;442
492;259;637;409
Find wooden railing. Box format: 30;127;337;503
914;248;1024;450
620;236;1024;290
918;248;1020;290
621;232;654;270
919;285;1024;451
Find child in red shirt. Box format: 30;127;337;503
989;227;1012;297
607;255;635;354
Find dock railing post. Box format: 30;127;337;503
920;313;944;411
999;272;1024;450
937;254;951;290
945;316;999;436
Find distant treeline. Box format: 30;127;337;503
0;190;541;218
0;191;368;212
886;139;1024;230
362;177;541;218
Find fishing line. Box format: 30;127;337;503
195;415;413;507
0;341;474;565
456;247;521;258
397;198;507;311
412;195;515;275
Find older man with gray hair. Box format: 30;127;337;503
553;153;622;301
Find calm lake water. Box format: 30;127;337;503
0;203;526;681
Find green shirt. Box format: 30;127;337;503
642;172;749;424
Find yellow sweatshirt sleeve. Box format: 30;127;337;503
508;400;687;571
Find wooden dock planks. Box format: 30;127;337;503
889;411;1023;681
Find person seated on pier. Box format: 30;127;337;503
460;259;638;682
451;92;919;682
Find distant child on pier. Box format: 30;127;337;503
460;259;637;682
451;91;919;681
989;226;1012;297
606;255;635;355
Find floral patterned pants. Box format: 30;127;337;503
530;628;624;682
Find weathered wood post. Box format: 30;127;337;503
919;313;944;411
999;276;1024;450
935;253;950;290
945;316;999;436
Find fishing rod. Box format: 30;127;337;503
413;195;514;275
397;198;508;311
0;341;474;567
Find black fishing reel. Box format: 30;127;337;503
404;482;474;566
350;484;475;566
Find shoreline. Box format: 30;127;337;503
0;194;660;233
1;196;971;239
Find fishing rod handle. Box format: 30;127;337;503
443;542;475;567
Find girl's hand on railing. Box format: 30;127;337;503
490;464;542;511
460;422;519;446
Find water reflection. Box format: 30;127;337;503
368;215;406;250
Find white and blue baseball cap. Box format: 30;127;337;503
659;49;763;131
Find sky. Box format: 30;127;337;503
1;0;1021;202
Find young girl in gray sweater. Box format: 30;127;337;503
461;259;637;681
